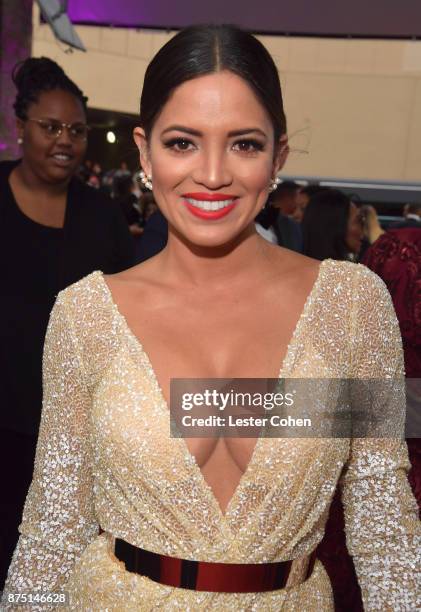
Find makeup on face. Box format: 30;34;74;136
182;192;239;220
138;71;279;246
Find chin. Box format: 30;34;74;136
177;223;253;250
47;167;76;183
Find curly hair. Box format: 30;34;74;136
12;57;88;120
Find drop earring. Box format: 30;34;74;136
268;176;281;192
139;170;153;191
17;137;23;145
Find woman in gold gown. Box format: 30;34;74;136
3;24;420;611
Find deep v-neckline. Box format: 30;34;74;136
98;259;328;522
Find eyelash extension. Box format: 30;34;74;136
162;137;265;154
163;138;193;152
234;139;265;153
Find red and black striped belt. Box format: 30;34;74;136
113;537;317;592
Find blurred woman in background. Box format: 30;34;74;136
0;57;134;589
302;187;365;610
292;183;322;223
302;188;363;261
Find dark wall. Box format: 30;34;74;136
85;108;139;172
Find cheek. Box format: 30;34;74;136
25;131;47;153
151;166;183;199
346;224;362;250
74;142;87;161
234;157;273;188
149;149;187;188
245;172;270;193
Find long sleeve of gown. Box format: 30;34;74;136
1;295;99;609
340;265;421;611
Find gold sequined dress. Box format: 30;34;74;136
2;259;421;611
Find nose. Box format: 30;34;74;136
191;146;233;190
55;126;73;146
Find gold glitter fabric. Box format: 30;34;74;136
2;259;420;611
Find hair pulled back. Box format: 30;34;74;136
12;57;88;120
140;25;286;143
302;188;352;261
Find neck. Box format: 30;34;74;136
16;158;70;197
157;224;274;289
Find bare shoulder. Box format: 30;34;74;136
263;244;323;295
102;256;165;308
104;254;161;285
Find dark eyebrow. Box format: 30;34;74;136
160;125;267;138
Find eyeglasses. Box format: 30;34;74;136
26;118;90;141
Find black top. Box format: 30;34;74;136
116;194;141;226
137;209;168;262
275;214;303;253
255;206;303;253
0;160;135;435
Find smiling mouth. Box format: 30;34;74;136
184;197;235;211
51;153;74;163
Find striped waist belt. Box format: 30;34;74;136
113;537;317;592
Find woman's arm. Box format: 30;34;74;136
340;265;421;611
1;295;99;610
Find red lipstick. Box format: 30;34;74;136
181;192;238;220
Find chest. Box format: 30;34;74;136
125;296;302;404
12;184;67;228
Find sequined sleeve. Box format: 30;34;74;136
2;296;99;610
340;265;421;611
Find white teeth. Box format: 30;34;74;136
53;154;71;161
185;198;234;211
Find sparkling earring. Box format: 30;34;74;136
17;137;23;145
139;170;153;191
268;176;281;192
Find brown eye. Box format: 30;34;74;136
232;139;264;153
40;121;60;136
70;124;89;139
163;137;195;152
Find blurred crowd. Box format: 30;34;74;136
255;179;421;261
76;161;421;271
76;159;158;235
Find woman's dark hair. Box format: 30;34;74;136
12;57;88;120
302;188;352;261
140;24;286;143
299;184;324;198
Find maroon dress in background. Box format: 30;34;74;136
362;228;421;514
362;228;421;379
317;228;421;611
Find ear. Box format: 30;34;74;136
272;133;289;176
133;127;152;177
